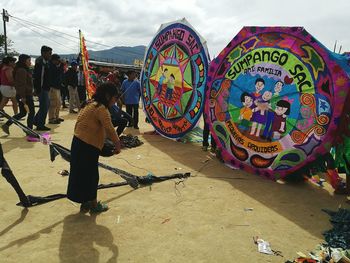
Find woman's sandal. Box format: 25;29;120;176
90;201;109;213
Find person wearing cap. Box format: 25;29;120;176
121;70;141;129
48;54;64;124
64;61;80;113
0;56;19;116
33;45;53;131
1;54;35;135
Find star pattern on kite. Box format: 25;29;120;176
148;44;195;120
302;46;325;80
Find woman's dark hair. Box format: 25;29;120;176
51;54;60;61
14;54;31;77
91;82;118;108
276;99;291;115
16;54;30;68
2;56;16;65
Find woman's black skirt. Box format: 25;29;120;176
67;136;100;203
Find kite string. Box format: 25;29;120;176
174;179;186;197
113;157;151;173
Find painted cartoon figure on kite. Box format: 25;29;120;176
250;90;272;137
165;74;175;100
269;99;291;140
261;80;285;140
141;19;209;139
157;68;168;95
238;92;253;131
206;26;350;180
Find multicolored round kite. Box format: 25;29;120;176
141;18;209;138
206;27;350;180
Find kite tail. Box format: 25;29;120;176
0;144;30;207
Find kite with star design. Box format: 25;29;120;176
141;18;209;139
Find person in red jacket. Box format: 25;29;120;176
0;56;18;115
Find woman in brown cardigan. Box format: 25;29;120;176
67;82;121;213
1;54;35;135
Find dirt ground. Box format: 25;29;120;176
0;106;349;263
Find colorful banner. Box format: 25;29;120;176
141;18;209;139
206;27;350;180
79;30;96;98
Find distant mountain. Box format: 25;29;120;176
88;45;146;65
60;45;146;65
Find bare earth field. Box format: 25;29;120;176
0;106;349;263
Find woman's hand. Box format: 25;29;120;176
113;140;121;154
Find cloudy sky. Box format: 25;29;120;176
2;0;350;57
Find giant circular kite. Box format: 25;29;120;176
141;18;209;139
206;27;350;180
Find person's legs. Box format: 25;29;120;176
255;123;262;137
126;104;132;127
74;88;81;110
26;96;35;129
121;110;133;126
10;97;18;115
116;118;128;135
61;86;68;108
2;96;26;134
111;109;128;135
67;136;107;212
0;97;9;111
48;88;57;122
34;90;50;128
0;147;30;207
203;122;210;148
68;86;77;112
55;89;61;120
133;104;139;128
250;122;257;135
10;95;26;122
68;86;74;112
78;85;86;103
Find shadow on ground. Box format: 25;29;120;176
142;134;349;239
59;213;118;263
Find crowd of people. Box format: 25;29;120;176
0;46;142;135
0;45;143;212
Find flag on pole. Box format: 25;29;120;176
79;30;97;98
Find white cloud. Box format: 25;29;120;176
2;0;350;56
